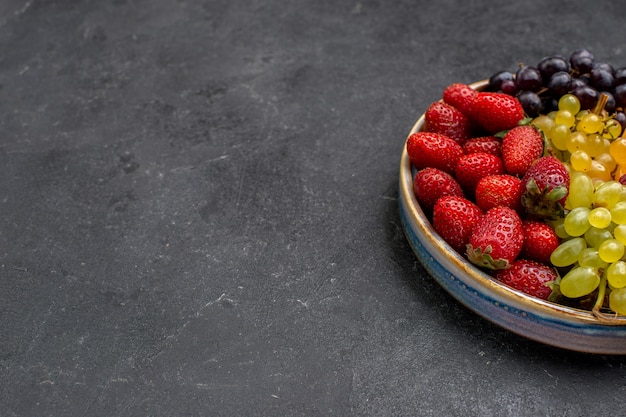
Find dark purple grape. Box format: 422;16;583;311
515;65;543;91
614;68;626;86
537;55;570;80
614;84;626;108
570;78;588;90
517;90;543;116
500;79;517;95
488;71;514;91
572;84;599;110
590;67;615;91
570;49;595;74
592;61;615;75
546;71;572;96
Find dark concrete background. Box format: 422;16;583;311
2;0;626;416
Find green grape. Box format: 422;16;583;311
559;266;601;298
550;237;587;267
558;93;581;114
566;131;588;153
599;239;625;263
594;180;624;209
566;171;594;209
584;226;613;248
549;218;570;239
611;202;626;225
555;110;576;127
613;224;626;245
564;207;591;236
532;115;555;136
570;150;592;172
607;261;626;288
550;124;570;151
577;112;604;134
609;287;626;315
603;118;622;139
588;207;612;228
586;134;606;157
578;248;608;268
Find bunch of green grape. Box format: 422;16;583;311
532;93;624;182
549;177;626;312
533;94;626;316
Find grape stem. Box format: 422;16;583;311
592;273;626;324
593;92;609;115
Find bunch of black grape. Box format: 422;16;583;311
487;49;626;128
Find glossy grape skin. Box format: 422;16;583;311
500;79;517;95
559;266;600;298
607;261;626;289
572;85;599;110
570;49;595;74
564;207;592;236
516;65;543;91
590;68;615;91
550;237;587;267
578;248;607;268
538;55;570;80
488;71;514;91
566;171;594;208
609;287;626;315
584;227;613;248
599;239;625;263
547;71;572;97
615;67;626;85
517;90;543;117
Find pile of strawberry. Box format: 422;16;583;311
408;83;569;300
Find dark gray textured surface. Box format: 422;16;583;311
2;0;626;416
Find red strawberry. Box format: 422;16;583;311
406;132;464;174
495;259;557;300
462;136;502;157
424;101;472;144
470;91;525;134
520;220;561;265
432;195;482;254
475;174;524;213
413;167;464;213
501;125;545;176
521;155;570;221
454;152;505;197
443;83;477;117
466;206;524;270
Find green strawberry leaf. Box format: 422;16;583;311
466;244;511;271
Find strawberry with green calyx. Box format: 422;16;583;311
475;174;524;213
494;259;558;300
424;101;473;144
432;195;483;254
469;91;525;134
521;155;570;221
413;167;464;213
501;125;545;176
406;132;464;174
466;206;524;270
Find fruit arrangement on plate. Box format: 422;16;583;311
405;49;626;326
